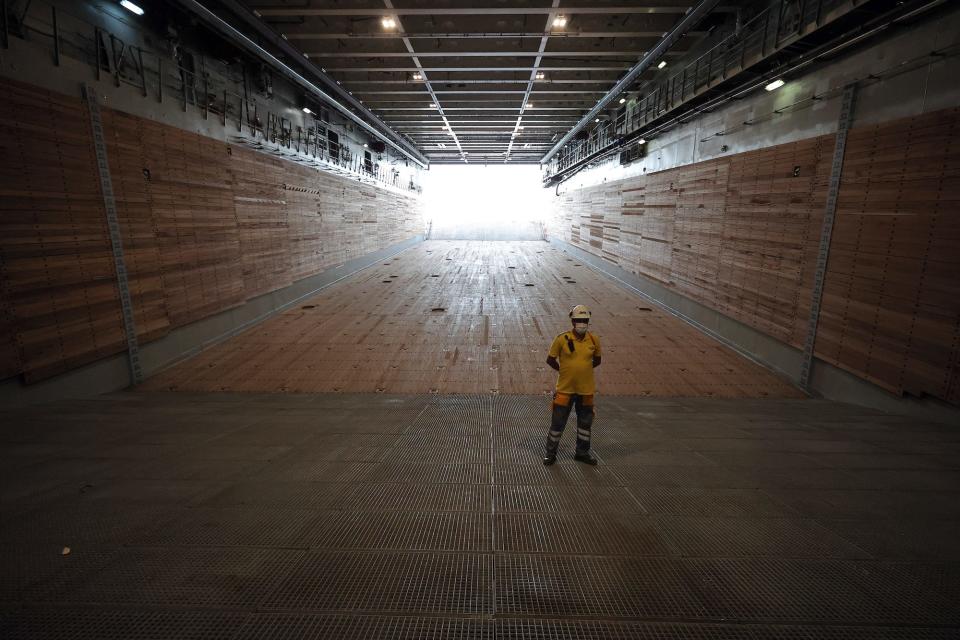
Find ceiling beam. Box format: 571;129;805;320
282;31;708;40
254;7;701;17
321;67;631;72
306;51;668;58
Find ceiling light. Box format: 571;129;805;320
381;17;396;29
535;71;545;80
429;103;437;109
619;97;626;104
412;72;423;80
302;107;313;114
517;126;524;130
552;15;567;28
657;60;667;70
438;143;446;148
119;0;144;15
525;103;533;109
363;143;368;148
594;118;600;123
765;78;785;91
638;138;647;144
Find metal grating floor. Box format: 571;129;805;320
1;393;958;638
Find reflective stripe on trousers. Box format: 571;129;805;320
545;392;594;455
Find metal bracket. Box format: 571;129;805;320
82;84;144;387
799;83;857;389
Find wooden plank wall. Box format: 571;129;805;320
818;107;960;404
552;110;960;405
0;78;425;383
554;135;832;349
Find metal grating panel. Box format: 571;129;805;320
366;463;491;484
630;487;798;518
609;465;753;488
495;513;673;555
263;551;492;614
493;485;646;514
495;554;708;618
342;483;491;512
235;613;491;639
494;463;626;487
141;507;325;547
682;557;927;623
299;511;491;551
41;547;303;608
197;481;354;509
655;516;871;558
0;607;247;640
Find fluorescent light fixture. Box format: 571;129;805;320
381;17;396;29
638;138;647;144
535;71;545;80
517;126;524;130
552;15;567;28
438;143;446;148
619;97;626;104
525;103;533;109
119;0;144;15
657;60;667;70
429;103;437;109
412;72;423;80
302;107;313;114
765;78;785;91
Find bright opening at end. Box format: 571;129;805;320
423;165;550;241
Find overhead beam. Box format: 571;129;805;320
282;31;708;40
322;67;631;71
254;7;701;17
307;51;668;58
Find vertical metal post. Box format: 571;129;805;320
158;58;163;103
201;57;208;119
799;83;858;390
82;84;144;387
222;89;227;126
180;65;187;112
95;27;101;81
761;9;771;56
51;5;59;66
137;47;147;96
1;0;8;50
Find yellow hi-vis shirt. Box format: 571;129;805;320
548;330;601;395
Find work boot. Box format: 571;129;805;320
543;453;557;466
574;451;598;466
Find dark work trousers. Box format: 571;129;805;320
545;392;594;456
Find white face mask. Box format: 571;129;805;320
573;324;588;336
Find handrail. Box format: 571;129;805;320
545;0;861;178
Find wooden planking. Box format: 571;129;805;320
552;135;832;350
553;109;960;405
0;79;125;382
816;107;960;402
140;241;804;398
100;109;171;344
0;77;425;383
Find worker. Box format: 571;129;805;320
543;304;601;466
